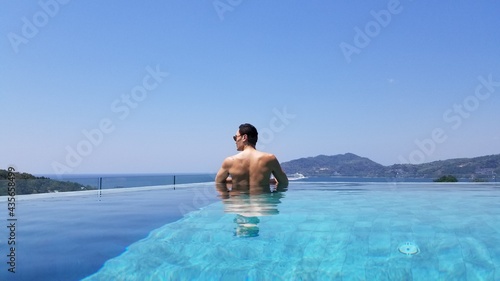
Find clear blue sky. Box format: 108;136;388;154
1;0;499;175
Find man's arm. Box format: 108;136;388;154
269;156;288;186
215;158;231;183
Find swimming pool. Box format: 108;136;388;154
0;183;219;281
2;181;500;280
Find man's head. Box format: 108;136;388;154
234;123;258;150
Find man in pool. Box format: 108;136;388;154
215;123;289;186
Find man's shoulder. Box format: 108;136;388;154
223;152;244;162
225;151;242;159
221;155;236;167
258;152;277;161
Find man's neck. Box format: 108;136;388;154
243;145;256;151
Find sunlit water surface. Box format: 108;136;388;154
82;182;500;281
0;182;500;281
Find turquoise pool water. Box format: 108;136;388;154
0;182;219;281
2;181;499;280
82;182;500;281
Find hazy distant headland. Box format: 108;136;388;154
281;153;500;181
0;170;95;196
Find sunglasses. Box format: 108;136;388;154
233;134;244;141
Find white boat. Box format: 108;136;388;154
288;173;306;180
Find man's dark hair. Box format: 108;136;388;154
239;123;258;146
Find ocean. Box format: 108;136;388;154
41;173;217;189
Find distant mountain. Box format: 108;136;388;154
0;169;95;195
281;153;385;177
281;153;500;180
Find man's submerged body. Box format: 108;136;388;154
215;146;288;186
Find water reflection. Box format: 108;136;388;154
215;183;288;238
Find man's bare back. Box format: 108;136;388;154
216;147;288;186
215;124;288;186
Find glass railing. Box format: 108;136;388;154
0;174;216;197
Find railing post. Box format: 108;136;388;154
98;177;102;197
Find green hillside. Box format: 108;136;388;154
0;170;95;196
281;153;500;181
